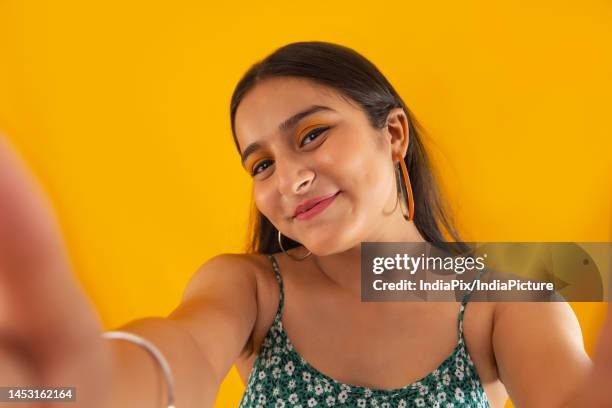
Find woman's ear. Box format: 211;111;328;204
385;108;410;163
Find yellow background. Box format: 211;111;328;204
1;1;610;406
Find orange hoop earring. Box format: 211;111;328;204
396;159;415;222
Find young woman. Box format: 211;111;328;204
0;41;610;408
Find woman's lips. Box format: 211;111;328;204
294;191;340;221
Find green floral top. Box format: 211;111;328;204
238;254;491;408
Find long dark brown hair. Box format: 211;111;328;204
230;41;465;255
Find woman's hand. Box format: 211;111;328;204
0;133;112;408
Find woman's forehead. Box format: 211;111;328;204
234;77;346;147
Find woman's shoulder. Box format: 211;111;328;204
196;252;276;271
180;252;274;302
209;253;286;361
195;252;282;290
215;251;280;271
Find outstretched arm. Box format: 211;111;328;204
492;300;611;407
0;133;260;408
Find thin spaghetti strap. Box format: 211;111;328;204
267;254;284;317
457;268;487;341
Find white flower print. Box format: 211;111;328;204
275;399;285;408
370;398;378;406
324;383;333;393
443;374;451;386
455;387;465;403
315;384;324;395
357;399;366;408
307;397;318;407
325;395;335;406
303;371;312;382
273;387;280;396
415;397;425;407
273;367;282;379
437;391;447;401
398;399;407;408
381;402;391;408
364;388;373;398
455;357;464;369
338;390;348;403
258;371;266;380
258;395;267;404
285;361;295;376
288;393;299;404
340;384;351;392
419;384;429;396
255;383;262;392
455;367;464;381
307;384;313;392
288;379;296;389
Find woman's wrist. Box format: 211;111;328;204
103;330;175;408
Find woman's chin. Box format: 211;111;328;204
303;235;358;257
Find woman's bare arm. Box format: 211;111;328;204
168;253;260;385
492;300;611;407
103;253;260;408
0;254;259;408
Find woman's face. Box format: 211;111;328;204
234;76;409;256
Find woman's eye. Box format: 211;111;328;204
300;127;330;147
250;127;330;177
251;159;273;176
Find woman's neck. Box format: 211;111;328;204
311;220;426;299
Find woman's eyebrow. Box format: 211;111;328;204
240;104;335;165
278;105;335;133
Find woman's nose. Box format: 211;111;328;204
275;159;315;196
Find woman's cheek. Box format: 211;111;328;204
349;150;377;188
253;187;277;222
319;135;363;175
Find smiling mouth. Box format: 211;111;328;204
293;191;340;221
